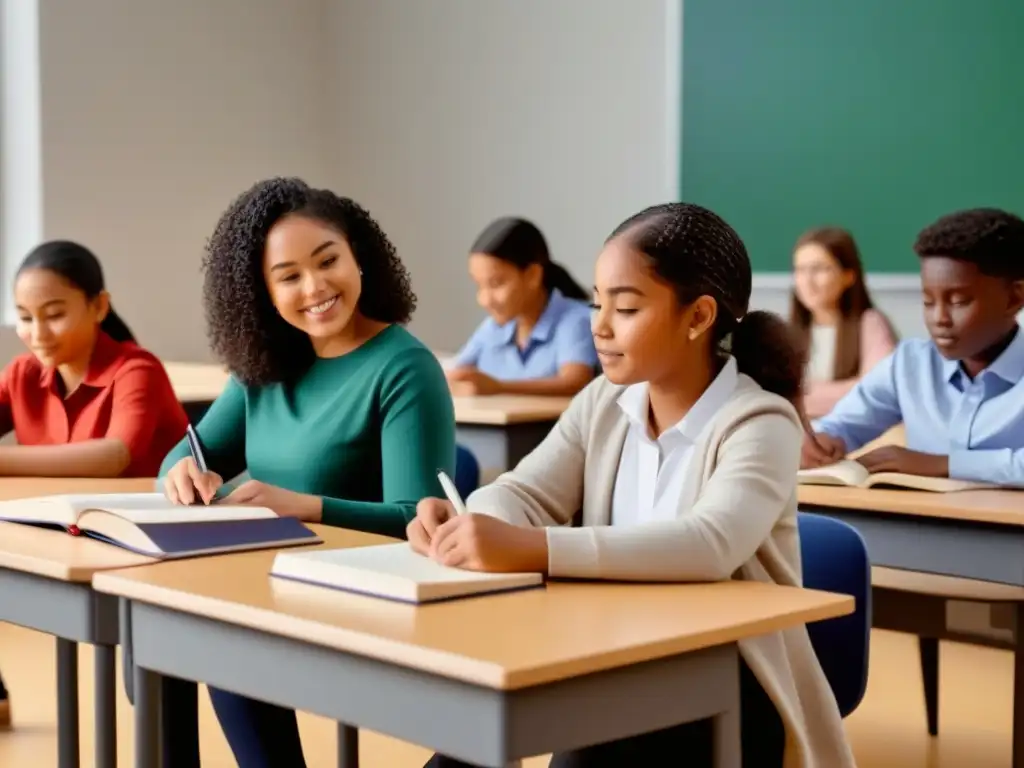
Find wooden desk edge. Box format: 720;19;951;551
90;573;852;690
797;486;1024;528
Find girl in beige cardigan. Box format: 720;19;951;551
414;203;856;768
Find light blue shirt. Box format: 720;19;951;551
814;326;1024;487
453;289;598;381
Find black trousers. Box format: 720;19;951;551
424;662;785;768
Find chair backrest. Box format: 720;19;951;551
797;512;871;717
454;445;481;499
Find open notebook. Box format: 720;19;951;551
0;493;320;558
270;542;544;604
798;459;996;492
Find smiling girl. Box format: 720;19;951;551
0;240;188;729
158;177;456;767
790;227;896;418
447;217;597;396
414;203;855;767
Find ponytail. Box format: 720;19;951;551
101;306;136;344
543;261;589;301
728;310;804;406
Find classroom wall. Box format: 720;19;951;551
324;0;679;350
0;0;336;361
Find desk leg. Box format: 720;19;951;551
134;664;161;768
337;722;359;768
1013;603;1024;768
94;645;116;768
712;649;741;768
56;638;80;768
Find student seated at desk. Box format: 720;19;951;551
790;227;897;418
447;217;598;396
160;177;456;768
803;208;1024;485
412;203;854;768
0;241;188;728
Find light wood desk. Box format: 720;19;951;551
0;477;155;768
452;395;570;473
798;484;1024;765
94;528;852;768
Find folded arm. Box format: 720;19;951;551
545;412;802;582
813;351;903;453
949;448;1024;487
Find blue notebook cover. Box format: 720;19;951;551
84;517;320;559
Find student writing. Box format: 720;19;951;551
791;227;897;418
159;178;456;768
413;203;854;768
0;241;189;732
447;217;598;396
803;208;1024;486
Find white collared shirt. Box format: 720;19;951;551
611;357;739;527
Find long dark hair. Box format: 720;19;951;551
789;227;892;380
609;203;804;406
18;241;136;343
470;217;588;301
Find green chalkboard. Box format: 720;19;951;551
681;0;1024;273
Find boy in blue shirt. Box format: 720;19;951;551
803;208;1024;486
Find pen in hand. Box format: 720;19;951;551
184;424;218;504
436;470;468;516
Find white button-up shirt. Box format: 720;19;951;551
611;357;739;527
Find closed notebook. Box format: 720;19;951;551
270;542;544;604
0;492;320;558
797;459;996;492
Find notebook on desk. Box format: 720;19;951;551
797;459;996;492
0;492;320;558
270;542;544;604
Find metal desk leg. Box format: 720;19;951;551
95;644;117;768
338;722;359;768
56;638;80;768
1013;603;1024;768
134;664;161;768
712;706;741;768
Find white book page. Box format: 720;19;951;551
51;493;276;524
284;542;535;584
798;459;870;486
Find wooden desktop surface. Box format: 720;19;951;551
0;477;157;581
94;526;853;690
162;360;570;425
797;485;1024;528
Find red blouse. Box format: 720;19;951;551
0;332;188;477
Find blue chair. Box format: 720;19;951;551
454;444;480;499
798;512;871;717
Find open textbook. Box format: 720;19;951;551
797;459;996;492
0;492;320;558
271;542;544;604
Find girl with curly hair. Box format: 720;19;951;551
414;203;854;768
159;177;456;767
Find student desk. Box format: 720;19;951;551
797;485;1024;766
94;528;852;768
161;362;229;423
452;395;569;473
0;477;156;768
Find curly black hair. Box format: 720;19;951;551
202;177;416;386
609;202;804;406
914;207;1024;280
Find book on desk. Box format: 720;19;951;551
0;492;320;558
270;542;544;604
798;459;996;492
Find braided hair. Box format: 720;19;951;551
608;202;804;405
202;177;416;386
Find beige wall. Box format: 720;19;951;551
4;0;941;366
16;0;335;361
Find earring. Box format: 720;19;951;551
688;329;698;341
